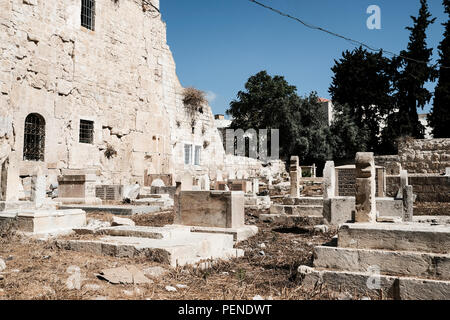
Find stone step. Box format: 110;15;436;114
300;268;450;300
74;225;192;239
189;225;258;242
259;214;324;226
57;232;243;267
270;204;323;216
338;223;450;254
313;246;450;280
59;204;163;216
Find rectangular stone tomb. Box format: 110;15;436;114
17;209;86;234
57;230;243;267
323;197;403;225
174;191;244;228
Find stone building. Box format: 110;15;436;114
0;0;227;199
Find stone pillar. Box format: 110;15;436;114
446;167;450;176
289;156;300;198
0;151;20;202
252;178;259;196
312;164;317;178
396;170;409;199
323;161;335;200
402;185;414;222
31;167;46;208
355;152;376;223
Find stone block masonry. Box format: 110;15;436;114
174;191;245;229
0;0;227;196
398;138;450;174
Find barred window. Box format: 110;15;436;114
79;120;94;144
23;113;45;162
184;144;192;165
194;146;201;165
81;0;95;31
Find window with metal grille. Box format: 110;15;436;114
79;120;94;144
194;146;201;165
81;0;95;31
23;113;45;162
184;144;192;165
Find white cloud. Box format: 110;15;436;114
206;91;217;103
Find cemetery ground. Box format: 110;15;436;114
0;210;351;301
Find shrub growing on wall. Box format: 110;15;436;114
183;87;207;118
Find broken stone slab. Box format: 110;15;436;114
143;266;169;278
301;268;450;300
111;217;135;227
80;225;192;240
313;246;450;280
57;232;243;267
188;225;258;242
96;265;152;285
338;223;450;254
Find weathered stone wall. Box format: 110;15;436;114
0;0;227;190
398;138;450;174
386;175;450;203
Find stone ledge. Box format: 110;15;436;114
259;214;324;226
301;268;450;300
189;225;258;242
314;246;450;280
338;223;450;254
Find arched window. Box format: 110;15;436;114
23;113;45;161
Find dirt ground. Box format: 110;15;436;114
0;210;369;301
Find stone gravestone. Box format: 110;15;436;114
396;170;409;199
252;178;259;196
180;172;193;191
200;174;211;191
446;167;450;176
323;161;335;199
354;152;376;223
402;185;414;222
216;170;224;182
31;167;46;208
289;156;300;198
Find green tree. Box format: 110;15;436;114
329;103;370;162
226;71;332;166
384;0;436;148
429;0;450;138
329;47;394;152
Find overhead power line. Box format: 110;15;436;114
142;0;160;14
248;0;450;69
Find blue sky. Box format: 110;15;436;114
160;0;448;116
